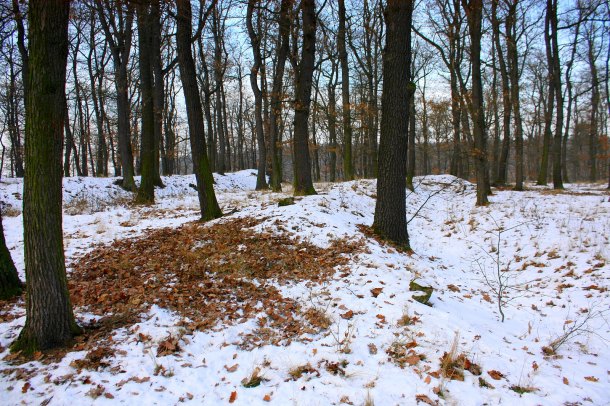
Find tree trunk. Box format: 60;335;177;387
549;0;563;189
506;0;524;190
269;0;293;191
0;210;22;300
12;0;81;354
150;0;164;187
338;0;354;181
462;0;489;205
136;2;156;204
373;0;413;249
175;0;222;221
587;30;600;183
292;0;317;196
96;0;136;190
246;1;268;190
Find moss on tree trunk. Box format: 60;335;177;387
11;0;81;355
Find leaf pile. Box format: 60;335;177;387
69;217;361;346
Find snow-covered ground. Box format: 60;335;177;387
1;171;608;405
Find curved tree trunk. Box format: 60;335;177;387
246;1;268;190
175;0;222;221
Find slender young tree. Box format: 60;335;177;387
373;0;413;249
12;0;82;353
292;0;317;196
175;0;222;221
338;0;354;181
246;0;268;190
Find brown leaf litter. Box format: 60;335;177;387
68;217;362;349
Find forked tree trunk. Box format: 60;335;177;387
462;0;489;205
292;0;317;196
12;0;81;354
269;0;293;191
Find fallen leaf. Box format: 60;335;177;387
229;391;237;403
405;355;420;366
416;393;437;405
21;382;31;393
563;377;569;385
488;370;504;380
263;393;272;402
225;364;239;373
424;375;432;384
584;376;598;382
370;287;383;298
340;310;354;320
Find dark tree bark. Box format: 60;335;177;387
96;0;136;191
212;6;227;175
135;1;156;204
292;0;317;196
11;0;28;108
150;0;164;187
12;0;81;354
338;0;354;181
0;210;22;300
549;0;563;189
6;53;24;178
175;0;222;221
327;56;339;183
246;1;268;190
506;0;525;190
373;0;413;249
586;28;600;182
537;8;555;186
269;0;293;191
491;0;510;186
462;0;489;205
87;14;109;177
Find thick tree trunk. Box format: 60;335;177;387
373;0;413;249
136;2;156;204
292;0;317;196
175;0;222;221
549;0;563;189
12;0;81;354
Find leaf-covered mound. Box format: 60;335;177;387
69;217;361;347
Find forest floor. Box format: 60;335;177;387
0;171;609;405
